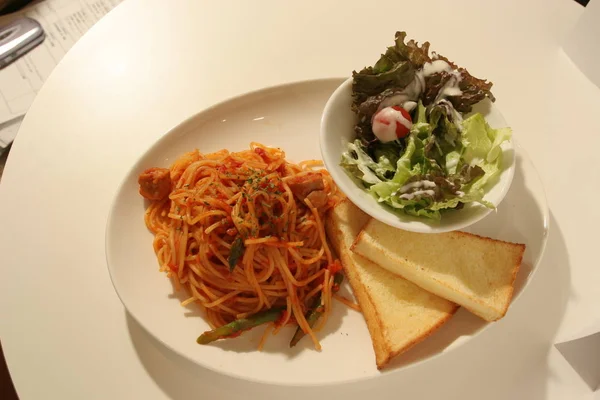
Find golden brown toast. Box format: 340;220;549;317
352;218;525;322
325;200;458;369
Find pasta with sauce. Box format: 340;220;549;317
138;142;347;349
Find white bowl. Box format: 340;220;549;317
320;77;516;233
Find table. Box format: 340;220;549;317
1;0;599;398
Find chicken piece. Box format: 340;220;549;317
287;173;325;200
287;173;328;210
305;189;328;209
138;167;172;201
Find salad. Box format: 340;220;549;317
342;31;511;220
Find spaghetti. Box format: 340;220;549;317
139;142;343;349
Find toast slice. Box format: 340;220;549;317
326;199;457;369
351;219;526;322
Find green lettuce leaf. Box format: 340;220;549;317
429;192;492;211
461;114;493;164
392;134;419;184
404;207;441;220
445;151;461;175
386;193;442;220
368;134;418;201
460;113;511;194
460;114;511;166
467;156;502;194
372;141;402;169
414;99;428;124
341;140;383;185
341;140;406;186
487;127;512;163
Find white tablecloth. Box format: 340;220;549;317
1;0;598;398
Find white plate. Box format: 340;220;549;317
106;78;549;386
321;77;516;233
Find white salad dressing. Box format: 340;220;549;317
372;107;413;143
414;70;426;94
441;85;462;97
379;93;411;109
434;72;462;101
423;59;452;77
399;180;437;193
395;180;438;200
402;101;417;112
398;189;436;200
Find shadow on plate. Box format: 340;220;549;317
126;312;258;399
